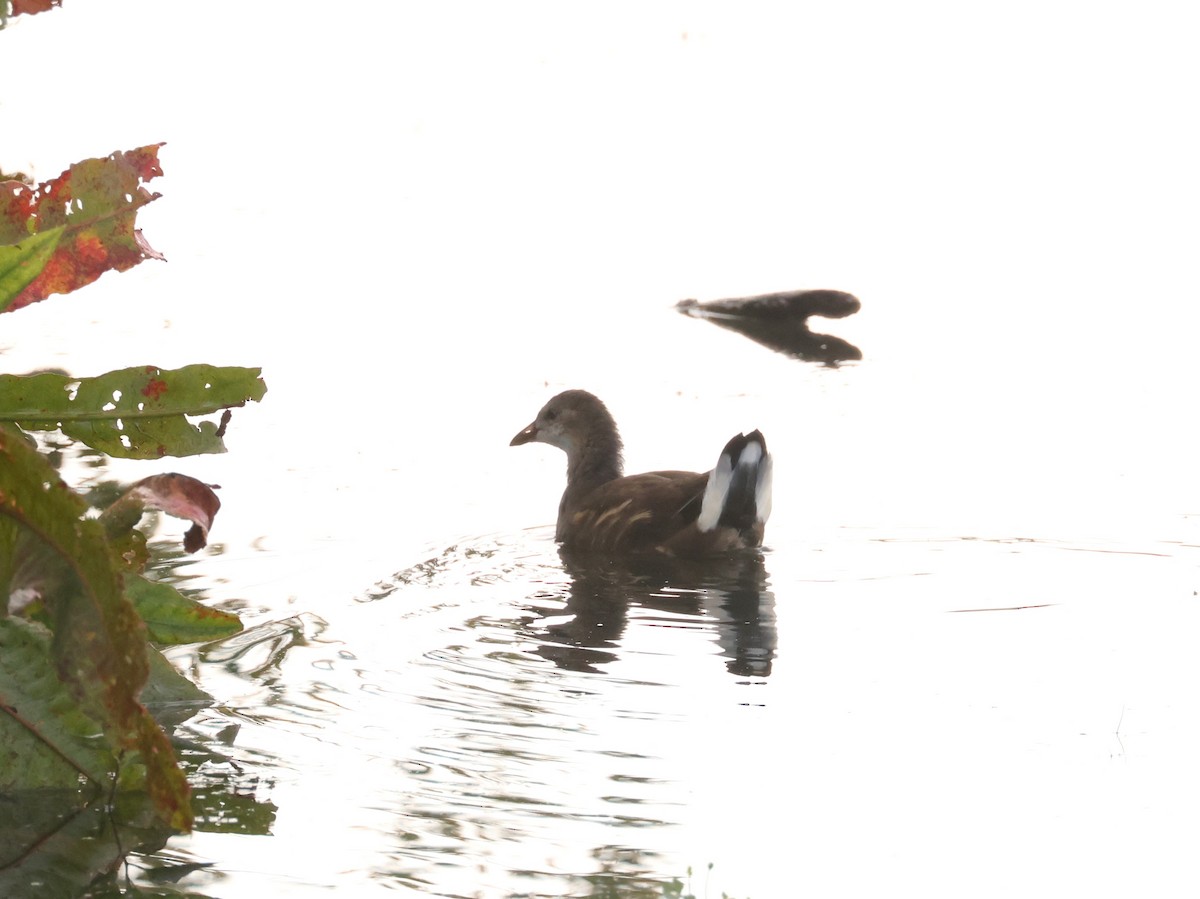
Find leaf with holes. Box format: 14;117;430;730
0;226;64;313
0;145;165;312
0;364;267;459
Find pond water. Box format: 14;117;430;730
3;3;1200;897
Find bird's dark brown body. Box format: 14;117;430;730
511;390;771;558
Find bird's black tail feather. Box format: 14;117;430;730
697;430;772;534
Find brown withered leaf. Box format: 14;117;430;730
102;474;221;554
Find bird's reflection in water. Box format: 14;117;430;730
525;548;776;678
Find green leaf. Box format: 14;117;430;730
0;424;191;829
0;226;64;313
0;617;113;790
62;415;229;459
0;364;267;459
126;575;243;645
0;514;17;603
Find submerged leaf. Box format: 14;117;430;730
0;364;267;458
0;145;166;311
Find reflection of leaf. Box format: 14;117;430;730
0;791;174;897
0;144;165;312
0;425;191;829
0;364;267;459
0;617;113;790
0;226;64;313
201;615;320;679
192;784;278;835
142;645;214;730
126;575;243;645
103;473;223;553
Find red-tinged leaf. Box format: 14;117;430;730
12;0;62;15
0;145;166;312
0;226;64;313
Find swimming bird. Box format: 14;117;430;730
510;389;772;557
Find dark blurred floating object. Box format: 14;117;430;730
677;288;862;365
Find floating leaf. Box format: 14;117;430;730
0;226;64;313
677;288;862;366
0;144;165;311
0;364;267;459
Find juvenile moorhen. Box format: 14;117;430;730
511;389;772;557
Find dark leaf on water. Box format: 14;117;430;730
677;288;862;366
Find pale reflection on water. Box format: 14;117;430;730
164;531;790;896
145;518;1200;898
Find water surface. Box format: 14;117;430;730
3;3;1200;897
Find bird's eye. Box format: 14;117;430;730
545;410;558;421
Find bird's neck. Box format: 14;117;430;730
558;426;623;525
